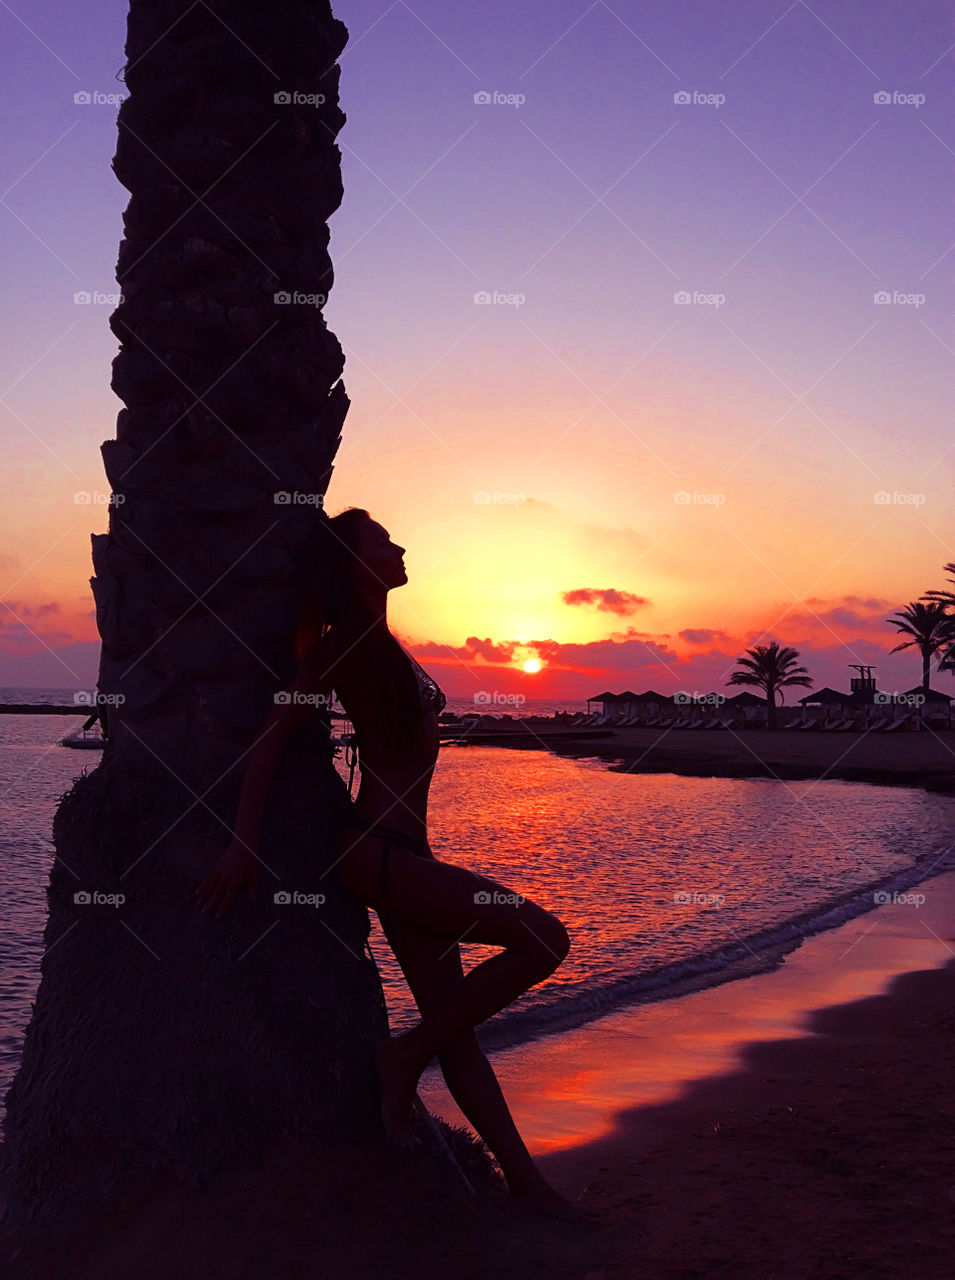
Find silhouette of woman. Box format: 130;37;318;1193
195;507;585;1225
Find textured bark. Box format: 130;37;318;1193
0;0;408;1233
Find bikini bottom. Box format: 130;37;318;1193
339;810;430;902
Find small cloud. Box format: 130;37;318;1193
464;636;518;663
680;627;733;645
803;594;890;613
561;587;648;617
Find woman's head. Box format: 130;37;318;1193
294;508;407;658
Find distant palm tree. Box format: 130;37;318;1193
728;642;813;729
922;564;955;679
887;600;954;691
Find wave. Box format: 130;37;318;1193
472;839;955;1055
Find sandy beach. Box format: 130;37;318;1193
458;720;955;790
6;871;953;1279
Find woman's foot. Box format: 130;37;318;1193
374;1036;423;1149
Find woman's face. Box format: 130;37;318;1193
353;519;407;591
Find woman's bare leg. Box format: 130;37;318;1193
378;912;550;1192
378;913;588;1224
337;840;570;1140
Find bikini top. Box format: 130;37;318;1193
348;645;446;740
405;648;447;716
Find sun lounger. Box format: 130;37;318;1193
865;717;890;731
783;718;807;730
795;717;818;730
881;716;911;732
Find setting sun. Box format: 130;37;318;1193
523;659;542;674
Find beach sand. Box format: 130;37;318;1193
4;874;954;1279
469;720;955;789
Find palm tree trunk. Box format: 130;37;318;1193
0;0;393;1233
766;690;777;730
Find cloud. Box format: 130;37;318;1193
0;600;70;653
804;594;891;612
408;622;944;703
560;587;649;616
410;636;519;665
680;627;733;645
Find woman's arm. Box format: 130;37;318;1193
195;637;333;916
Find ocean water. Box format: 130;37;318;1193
2;686;955;1118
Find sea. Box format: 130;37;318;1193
3;686;955;1120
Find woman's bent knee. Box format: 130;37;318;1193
549;915;571;963
521;909;570;977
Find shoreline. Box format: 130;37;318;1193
420;867;955;1276
452;836;955;1059
420;866;955;1153
448;720;955;792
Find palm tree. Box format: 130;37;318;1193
922;564;955;679
1;1;484;1238
728;642;813;729
886;601;954;691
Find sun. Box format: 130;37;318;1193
522;658;542;674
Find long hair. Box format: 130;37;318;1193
293;508;422;749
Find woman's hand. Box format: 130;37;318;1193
194;839;260;919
